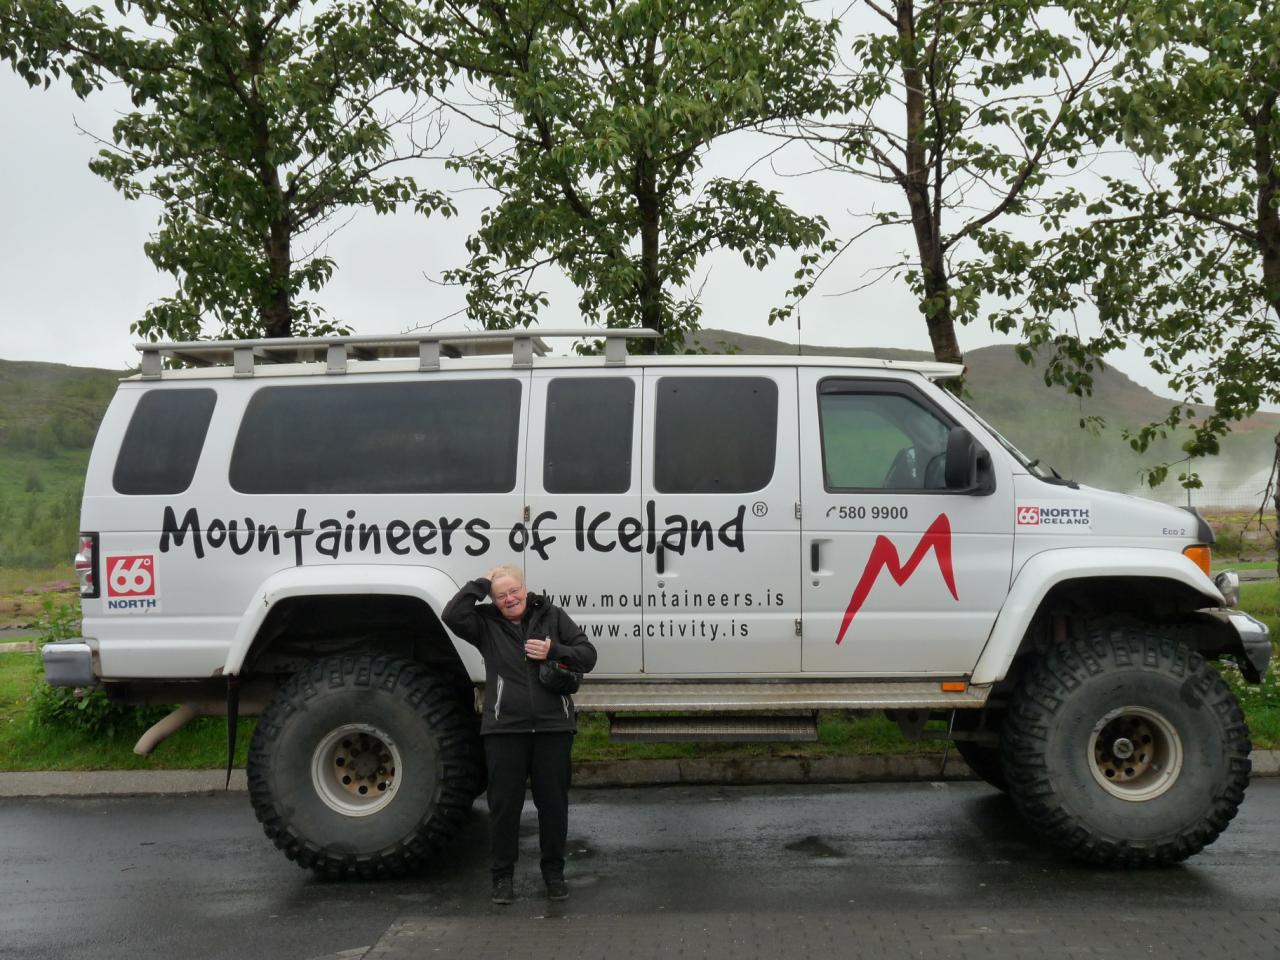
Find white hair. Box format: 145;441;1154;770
485;563;524;588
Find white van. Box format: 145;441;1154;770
44;329;1270;876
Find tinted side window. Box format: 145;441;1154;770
230;379;521;494
113;389;217;495
820;391;950;490
654;377;777;493
544;378;634;493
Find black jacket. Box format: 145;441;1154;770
443;579;598;735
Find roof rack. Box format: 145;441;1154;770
136;328;662;379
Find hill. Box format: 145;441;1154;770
0;359;126;567
0;358;123;451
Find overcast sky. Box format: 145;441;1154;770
0;61;1240;414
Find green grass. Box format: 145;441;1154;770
1218;560;1278;573
0;565;75;629
1241;579;1280;617
0;565;72;595
0;652;255;772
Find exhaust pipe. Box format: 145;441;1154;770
133;703;200;755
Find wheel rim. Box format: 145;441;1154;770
1087;706;1183;802
310;723;403;817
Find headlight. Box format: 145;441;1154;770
1213;569;1240;607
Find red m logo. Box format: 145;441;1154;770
835;513;959;644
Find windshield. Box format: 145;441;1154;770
949;394;1061;481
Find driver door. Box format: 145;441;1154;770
799;372;1015;675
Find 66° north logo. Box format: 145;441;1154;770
1016;506;1041;526
106;555;156;597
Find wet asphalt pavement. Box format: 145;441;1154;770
2;780;1278;960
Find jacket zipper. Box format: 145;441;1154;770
494;676;504;721
561;695;570;719
528;653;538;733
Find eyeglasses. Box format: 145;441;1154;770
493;588;524;601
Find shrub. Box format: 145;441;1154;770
29;595;167;739
1214;525;1243;559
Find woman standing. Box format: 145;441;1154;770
443;564;598;905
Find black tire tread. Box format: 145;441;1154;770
1002;623;1252;867
247;654;483;880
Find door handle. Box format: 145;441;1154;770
810;541;820;573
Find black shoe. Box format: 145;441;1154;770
545;877;569;901
491;876;514;905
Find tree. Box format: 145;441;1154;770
773;0;1126;369
382;0;840;352
984;0;1280;480
1;0;454;341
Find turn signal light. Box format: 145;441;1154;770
1183;545;1211;577
941;681;968;693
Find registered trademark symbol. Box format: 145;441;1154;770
752;501;768;517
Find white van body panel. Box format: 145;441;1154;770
523;368;645;675
639;367;801;674
970;547;1223;685
1010;475;1218;566
797;369;1016;676
83;372;529;679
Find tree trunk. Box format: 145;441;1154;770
638;193;660;354
637;30;660;355
248;28;293;341
262;213;293;340
1255;95;1280;319
1273;432;1280;579
897;0;963;378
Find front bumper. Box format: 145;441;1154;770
1202;609;1272;683
41;640;97;687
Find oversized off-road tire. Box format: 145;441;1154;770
1002;625;1252;867
954;739;1008;792
247;655;483;880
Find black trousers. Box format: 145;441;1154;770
483;731;574;881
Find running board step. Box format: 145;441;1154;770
609;714;818;743
573;680;987;713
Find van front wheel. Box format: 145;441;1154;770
247;655;482;879
1002;626;1251;866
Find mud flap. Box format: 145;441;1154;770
226;675;241;789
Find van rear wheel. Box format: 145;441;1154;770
1002;626;1251;867
247;655;482;879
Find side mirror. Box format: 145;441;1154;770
944;426;978;490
